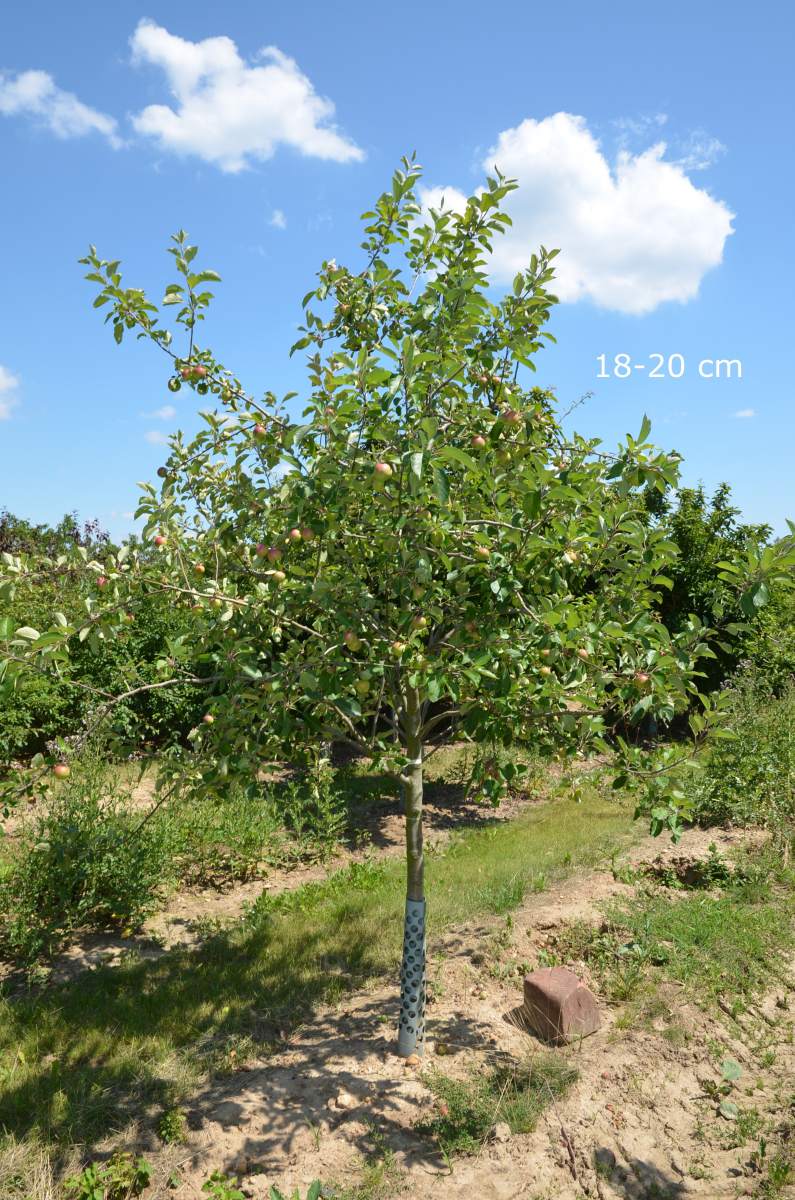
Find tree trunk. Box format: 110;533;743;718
398;689;426;1057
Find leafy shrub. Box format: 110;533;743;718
280;758;348;858
739;589;795;695
65;1153;152;1200
0;672;75;764
201;1173;245;1200
170;761;348;886
157;1106;186;1145
0;759;176;962
690;675;795;830
171;786;284;886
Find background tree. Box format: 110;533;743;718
644;483;775;688
2;160;790;1055
0;513;204;762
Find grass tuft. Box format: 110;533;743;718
418;1054;578;1157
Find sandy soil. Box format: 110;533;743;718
114;825;794;1200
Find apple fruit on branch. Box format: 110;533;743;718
1;159;791;1056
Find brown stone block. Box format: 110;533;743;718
522;967;601;1044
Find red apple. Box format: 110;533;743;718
266;546;282;563
344;631;362;651
253;424;267;439
474;545;490;560
287;528;302;542
194;365;208;378
53;763;70;779
154;534;166;547
300;527;315;542
96;575;107;589
157;466;169;479
411;615;427;630
194;563;205;575
502;409;522;425
634;671;651;687
390;640;407;656
471;434;487;450
373;462;393;481
577;648;590;661
202;713;215;725
255;543;267;557
540;665;552;677
270;570;286;585
541;648;551;658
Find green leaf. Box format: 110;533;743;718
432;467;449;504
437;446;478;472
721;1058;742;1082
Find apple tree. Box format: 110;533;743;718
2;160;789;1055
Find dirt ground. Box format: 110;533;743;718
117;825;794;1200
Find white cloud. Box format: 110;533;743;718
734;408;756;419
674;129;726;172
422;112;734;315
129;21;364;172
0;364;20;420
270;208;287;229
612;112;668;154
143;404;177;420
0;69;120;146
144;430;170;445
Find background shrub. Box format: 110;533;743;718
738;589;795;695
690;673;795;831
0;758;176;962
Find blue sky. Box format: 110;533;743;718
1;1;792;539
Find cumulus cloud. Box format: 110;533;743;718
734;408;756;419
129;20;363;171
0;364;20;420
270;208;287;229
422;112;734;315
0;69;120;145
144;430;170;445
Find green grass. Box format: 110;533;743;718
0;784;633;1169
418;1055;578;1158
551;845;795;1010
